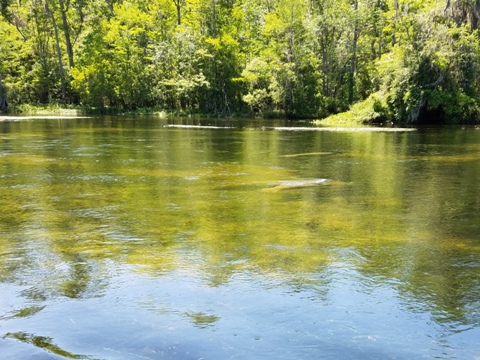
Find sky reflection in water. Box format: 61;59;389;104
0;117;479;359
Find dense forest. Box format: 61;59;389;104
1;0;480;123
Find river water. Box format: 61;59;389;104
0;116;479;359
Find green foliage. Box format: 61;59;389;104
1;0;480;122
0;0;12;21
151;30;211;110
425;91;480;123
71;2;158;109
241;57;281;114
316;92;389;125
202;33;244;115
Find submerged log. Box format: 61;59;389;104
262;179;330;192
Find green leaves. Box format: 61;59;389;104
1;0;480;122
373;9;480;124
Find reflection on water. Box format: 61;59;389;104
1;117;480;359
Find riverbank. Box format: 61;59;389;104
2;104;164;116
0;99;389;125
3;99;479;125
0;115;93;122
315;92;480;126
1;104;257;120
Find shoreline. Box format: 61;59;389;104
0;115;92;122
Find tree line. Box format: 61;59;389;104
1;0;480;123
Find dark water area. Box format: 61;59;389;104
0;116;479;359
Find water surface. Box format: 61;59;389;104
1;117;479;359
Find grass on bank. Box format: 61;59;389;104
11;103;84;116
313;93;389;126
8;103;166;116
5;103;257;119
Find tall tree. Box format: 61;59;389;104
172;0;183;25
0;73;7;110
348;0;359;104
58;0;74;68
1;0;479;122
445;0;480;31
42;0;67;100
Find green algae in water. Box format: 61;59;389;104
1;118;479;359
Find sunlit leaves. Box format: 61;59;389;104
373;8;480;123
1;0;480;121
152;30;211;109
71;1;162;108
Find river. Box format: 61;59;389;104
1;116;479;359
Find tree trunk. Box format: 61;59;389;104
348;0;359;104
59;0;74;68
173;0;181;25
44;0;67;100
444;0;480;31
211;0;217;37
392;0;398;46
410;93;426;123
105;0;114;16
471;0;480;30
0;73;7;110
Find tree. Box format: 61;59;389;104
374;0;480;123
58;0;74;69
445;0;480;31
152;30;210;110
172;0;184;25
0;73;7;110
0;0;13;21
0;0;479;122
42;0;67;100
241;0;322;118
72;1;165;108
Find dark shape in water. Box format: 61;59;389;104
265;178;330;192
